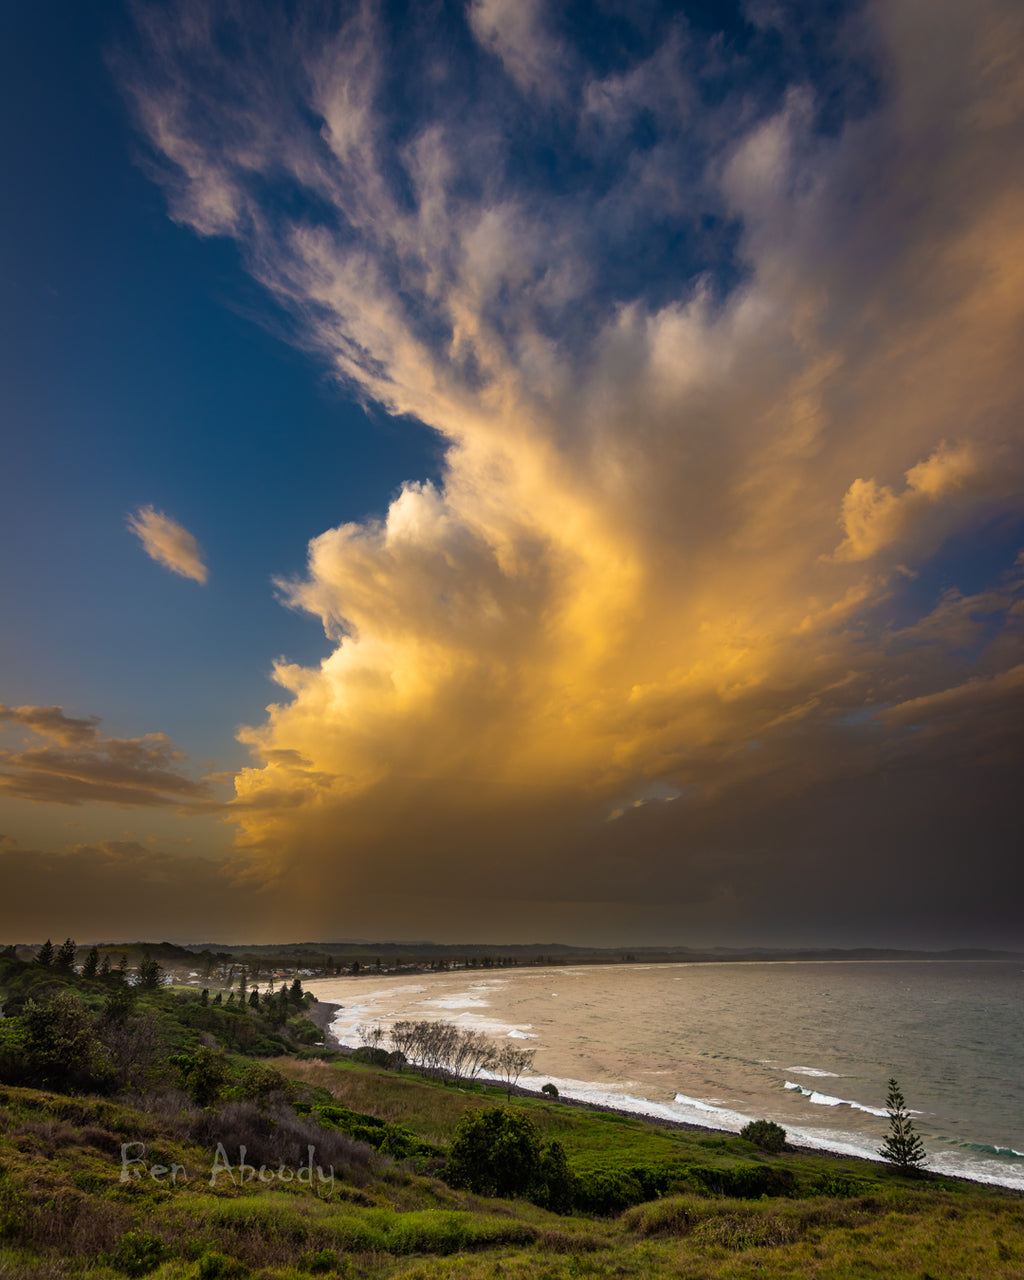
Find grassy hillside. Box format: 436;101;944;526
0;954;1021;1278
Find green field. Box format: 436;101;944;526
1;951;1021;1278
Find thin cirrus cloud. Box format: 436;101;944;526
117;0;1024;944
127;504;208;583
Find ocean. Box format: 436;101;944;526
307;959;1024;1190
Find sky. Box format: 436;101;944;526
1;0;1022;949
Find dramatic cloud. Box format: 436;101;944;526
0;707;213;809
128;504;208;583
0;838;258;941
121;0;1024;943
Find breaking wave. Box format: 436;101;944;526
785;1081;888;1116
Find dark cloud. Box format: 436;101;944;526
0;839;260;942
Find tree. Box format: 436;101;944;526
56;937;77;970
99;953;111;979
36;939;55;967
20;991;111;1091
740;1119;787;1152
879;1077;926;1173
81;946;100;979
495;1043;536;1101
444;1107;543;1198
170;1045;227;1106
136;955;164;990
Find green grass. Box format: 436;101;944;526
1;1056;1022;1279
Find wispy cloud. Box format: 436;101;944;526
0;704;100;746
120;0;1024;941
0;706;213;808
128;505;208;583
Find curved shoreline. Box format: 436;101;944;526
306;998;1021;1194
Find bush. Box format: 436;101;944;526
541;1082;559;1098
444;1106;542;1198
104;1229;168;1277
685;1162;795;1198
572;1168;645;1215
740;1119;787;1152
534;1140;575;1214
196;1253;250;1279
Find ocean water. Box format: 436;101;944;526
308;960;1024;1190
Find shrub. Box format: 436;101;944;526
534;1140;575;1214
740;1119;787;1152
541;1082;559;1098
684;1162;795;1198
572;1168;645;1216
104;1229;168;1277
351;1046;393;1067
196;1253;250;1279
444;1106;541;1198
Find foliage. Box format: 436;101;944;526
34;940;54;968
541;1082;559;1098
443;1105;575;1210
55;938;77;971
740;1119;787;1152
444;1106;544;1198
495;1042;536;1100
135;956;164;990
170;1045;229;1106
0;1061;1022;1280
103;1229;168;1277
15;992;113;1092
879;1077;927;1173
80;946;100;980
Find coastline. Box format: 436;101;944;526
305;993;1022;1194
303;971;1024;1195
306;997;346;1050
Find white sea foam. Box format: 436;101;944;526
422;995;490;1009
310;962;1024;1193
785;1082;888;1116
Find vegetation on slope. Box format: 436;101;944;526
0;951;1021;1279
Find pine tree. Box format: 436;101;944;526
81;946;100;979
36;939;55;967
879;1077;926;1173
56;937;77;970
99;954;111;978
137;955;164;990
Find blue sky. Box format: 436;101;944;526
1;0;1022;946
1;1;443;761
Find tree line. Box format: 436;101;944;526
357;1019;537;1098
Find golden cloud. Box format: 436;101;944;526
128;505;208;584
124;0;1024;940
